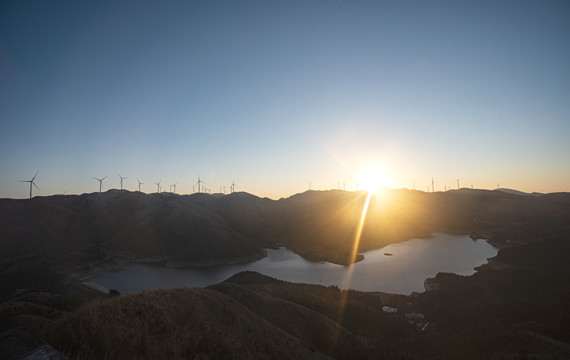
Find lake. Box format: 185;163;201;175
93;233;498;294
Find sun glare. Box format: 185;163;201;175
357;166;384;193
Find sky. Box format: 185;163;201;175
1;0;569;199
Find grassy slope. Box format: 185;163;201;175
33;272;418;360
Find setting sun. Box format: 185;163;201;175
357;166;385;193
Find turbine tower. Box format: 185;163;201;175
456;179;460;189
19;172;39;199
431;177;435;193
154;180;161;193
230;180;237;193
196;174;204;193
118;173;127;190
137;178;144;192
93;176;107;193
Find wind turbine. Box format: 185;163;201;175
137;178;144;192
230;180;237;193
170;183;177;194
431;177;435;193
456;179;460;189
93;176;107;193
154;180;161;193
196;175;204;193
118;173;127;190
19;172;39;199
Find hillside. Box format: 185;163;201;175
13;272;410;359
1;189;570;296
2;189;569;268
1;189;570;358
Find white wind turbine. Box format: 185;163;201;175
118;173;127;190
93;176;107;193
196;175;204;193
137;178;144;192
19;172;39;199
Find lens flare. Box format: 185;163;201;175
342;191;372;284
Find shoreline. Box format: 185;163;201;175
82;232;499;296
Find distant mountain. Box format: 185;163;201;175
494;188;544;197
1;189;569;270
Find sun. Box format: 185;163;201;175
357;165;385;193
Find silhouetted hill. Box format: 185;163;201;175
495;187;544;197
1;189;569;271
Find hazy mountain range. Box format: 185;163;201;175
2;188;569;269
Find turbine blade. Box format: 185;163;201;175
102;176;107;180
32;172;38;181
33;182;40;191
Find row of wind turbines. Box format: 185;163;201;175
93;174;238;195
19;172;238;199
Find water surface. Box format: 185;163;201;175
94;233;498;294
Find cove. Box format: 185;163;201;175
93;233;498;294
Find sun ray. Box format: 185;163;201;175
335;190;374;335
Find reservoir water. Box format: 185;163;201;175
93;233;498;294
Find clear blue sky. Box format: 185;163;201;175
1;0;569;199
